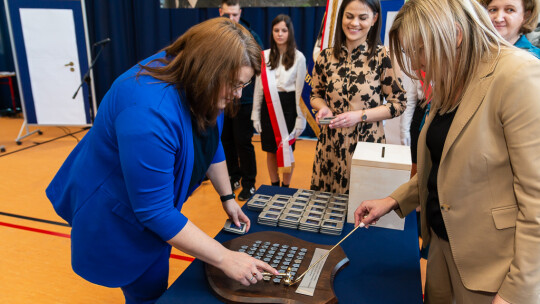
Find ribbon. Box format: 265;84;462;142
260;51;296;173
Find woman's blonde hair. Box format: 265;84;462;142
139;18;261;132
478;0;539;34
389;0;510;113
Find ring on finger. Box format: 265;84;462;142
249;275;255;281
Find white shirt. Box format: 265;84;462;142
252;49;307;132
400;74;425;145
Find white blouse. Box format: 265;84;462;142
400;75;426;144
252;49;307;131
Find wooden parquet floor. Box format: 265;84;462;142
0;116;424;303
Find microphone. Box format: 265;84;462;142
93;38;111;47
73;37;111;103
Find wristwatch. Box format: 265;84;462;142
361;110;367;122
220;193;236;202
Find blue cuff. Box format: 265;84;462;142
142;210;188;241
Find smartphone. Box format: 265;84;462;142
319;116;336;125
223;219;247;235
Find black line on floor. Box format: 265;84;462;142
0;127;89;158
0;211;71;227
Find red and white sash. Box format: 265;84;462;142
260;52;296;173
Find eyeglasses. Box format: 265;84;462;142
232;79;252;91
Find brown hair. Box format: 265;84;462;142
332;0;382;60
269;14;297;70
478;0;539;34
138;18;261;132
221;0;240;7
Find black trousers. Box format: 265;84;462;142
221;103;257;188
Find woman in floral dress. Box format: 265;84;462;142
310;0;406;194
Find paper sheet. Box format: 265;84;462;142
295;248;329;296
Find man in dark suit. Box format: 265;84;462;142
219;0;263;201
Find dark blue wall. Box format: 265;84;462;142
0;1;325;112
0;4;18;113
1;1;404;115
83;1;326;108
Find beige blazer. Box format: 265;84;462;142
391;48;540;304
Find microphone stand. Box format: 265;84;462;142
73;41;108;124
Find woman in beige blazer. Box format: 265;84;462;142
354;0;540;303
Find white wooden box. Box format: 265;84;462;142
347;142;411;230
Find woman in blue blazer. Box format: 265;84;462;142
46;18;278;303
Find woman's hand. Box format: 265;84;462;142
218;250;280;286
253;120;262;133
354;197;398;228
293;117;306;138
492;294;510;304
315;106;333;124
330;111;361;129
222;199;251;232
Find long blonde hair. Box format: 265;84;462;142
389;0;510;113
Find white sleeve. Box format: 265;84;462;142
252;75;263;122
400;74;418;138
294;51;307;130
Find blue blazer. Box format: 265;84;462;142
46;52;225;287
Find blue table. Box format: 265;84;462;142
157;185;423;303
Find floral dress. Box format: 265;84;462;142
310;43;406;194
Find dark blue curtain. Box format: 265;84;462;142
0;1;325;112
84;1;326;108
0;8;14;72
0;4;18;113
1;1;403;115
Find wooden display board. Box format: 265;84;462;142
205;231;349;304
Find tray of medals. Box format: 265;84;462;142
205;231;349;304
248;189;348;235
